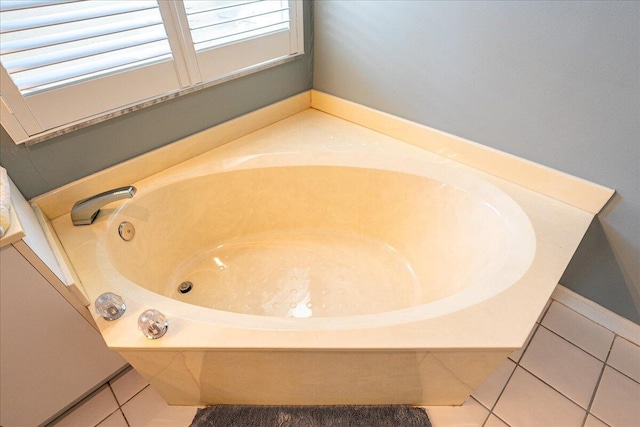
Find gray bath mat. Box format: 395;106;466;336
189;405;432;427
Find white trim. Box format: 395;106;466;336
157;0;200;87
291;0;305;54
552;284;640;345
13;54;301;146
0;67;42;135
196;29;292;82
0;95;29;143
25;60;181;131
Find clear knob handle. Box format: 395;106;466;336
138;309;168;339
95;292;126;320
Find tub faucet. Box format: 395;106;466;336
71;186;136;225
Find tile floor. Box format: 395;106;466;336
48;299;640;427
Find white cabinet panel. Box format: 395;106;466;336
0;246;126;427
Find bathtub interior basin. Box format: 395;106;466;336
103;160;535;329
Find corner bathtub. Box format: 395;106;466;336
55;151;536;406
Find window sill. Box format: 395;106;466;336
5;54;302;146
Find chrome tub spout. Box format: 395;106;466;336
71;186;136;225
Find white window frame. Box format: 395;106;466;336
0;0;304;145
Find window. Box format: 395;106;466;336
0;0;304;144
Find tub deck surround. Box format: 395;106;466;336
309;91;614;215
40;94;613;406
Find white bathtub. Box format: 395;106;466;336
40;95;612;406
52;144;540;406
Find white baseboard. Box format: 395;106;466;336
553;284;640;345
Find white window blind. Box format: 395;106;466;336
180;0;299;84
1;1;171;94
0;0;304;144
184;1;290;51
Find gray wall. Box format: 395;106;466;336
314;1;640;323
0;1;313;199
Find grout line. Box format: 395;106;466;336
113;381;151;427
512;324;635;427
602;336;640;385
545;301;640;384
46;383;113;427
613;335;640;349
94;408;123;427
546;300;616;362
517;362;592;412
105;364;133;390
119;407;132;427
488;301;625;427
506;325;589;415
107;368;148;426
121;384;152;410
606;361;640;385
552;300;616;337
489;412;512;427
544;296;611;427
111;369;152;407
586;413;612;427
469;396;492;427
107;379;122;406
537;323;604;364
482;323;538;426
96;385;126;427
510;320;589;413
486;357;519;413
507;322;539;363
551;285;640;345
582;336;614;427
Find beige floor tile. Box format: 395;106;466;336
423;397;489;427
96;410;128;427
472;358;516;410
50;385;119;427
584;414;609;427
121;385;198;427
607;337;640;382
493;367;585;427
138;405;199;427
591;366;640;427
121;386;167;426
520;326;603;408
542;301;614;361
110;367;149;405
484;414;509;427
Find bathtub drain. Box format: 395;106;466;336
178;281;193;294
